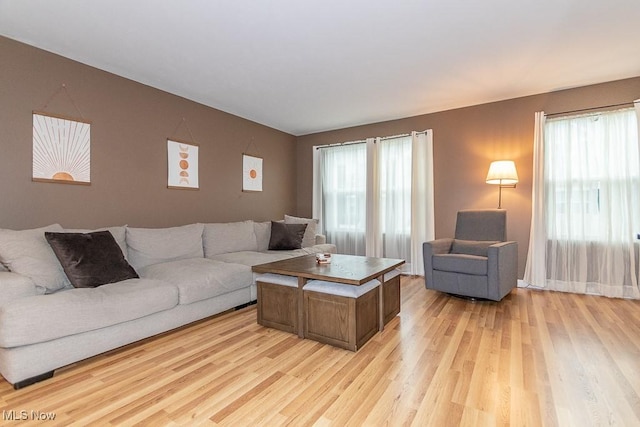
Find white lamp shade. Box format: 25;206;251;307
486;160;518;185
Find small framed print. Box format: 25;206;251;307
167;139;199;190
242;154;263;192
32;112;91;185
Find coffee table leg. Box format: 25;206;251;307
378;274;384;332
298;277;307;338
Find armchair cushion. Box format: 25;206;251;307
432;254;488;276
451;239;500;257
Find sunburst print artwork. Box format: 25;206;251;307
167;139;199;189
32;112;91;184
242;154;263;192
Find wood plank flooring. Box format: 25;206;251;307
1;276;639;426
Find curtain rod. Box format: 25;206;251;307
315;130;429;150
315;139;366;150
380;132;411;141
545;101;636;118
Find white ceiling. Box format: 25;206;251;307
1;1;640;136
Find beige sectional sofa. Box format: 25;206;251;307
0;219;335;388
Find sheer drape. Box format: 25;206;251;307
524;105;640;298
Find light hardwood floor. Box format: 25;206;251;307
1;276;639;426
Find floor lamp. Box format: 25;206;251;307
486;160;518;209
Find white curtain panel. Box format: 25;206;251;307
523;112;547;288
312;146;323;234
365;137;381;257
525;107;640;298
410;130;435;276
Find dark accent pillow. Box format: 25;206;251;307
268;221;307;250
450;239;500;257
45;231;139;288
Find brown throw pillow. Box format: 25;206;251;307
268;221;307;250
45;231;139;288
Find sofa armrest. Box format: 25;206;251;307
487;241;518;300
422;238;454;286
315;234;327;245
0;272;41;306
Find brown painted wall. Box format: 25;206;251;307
296;77;640;278
0;36;297;230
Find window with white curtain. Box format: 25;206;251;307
317;143;367;256
545;108;640;243
378;135;412;261
538;106;640;297
313;131;435;275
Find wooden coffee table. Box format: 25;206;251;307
252;254;404;338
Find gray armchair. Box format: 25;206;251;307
423;209;517;301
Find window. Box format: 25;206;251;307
313;131;435;275
529;106;640;298
545;108;640;243
378;135;412;259
318;143;367;255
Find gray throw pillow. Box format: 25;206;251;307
450;239;500;257
0;224;69;293
45;231;139;288
268;221;307;250
284;215;318;248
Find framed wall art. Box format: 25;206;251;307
32;112;91;184
167;139;199;190
242;154;263;192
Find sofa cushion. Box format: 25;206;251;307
126;223;204;270
284;215;318;248
140;258;253;305
203;221;258;257
0;224;70;293
45;231;139;288
0;278;178;347
64;226;128;259
450;239;499;257
269;222;306;250
432;254;488;276
254;221;272;252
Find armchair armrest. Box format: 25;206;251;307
425;238;454;255
423;238;454;286
487;241;518;301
